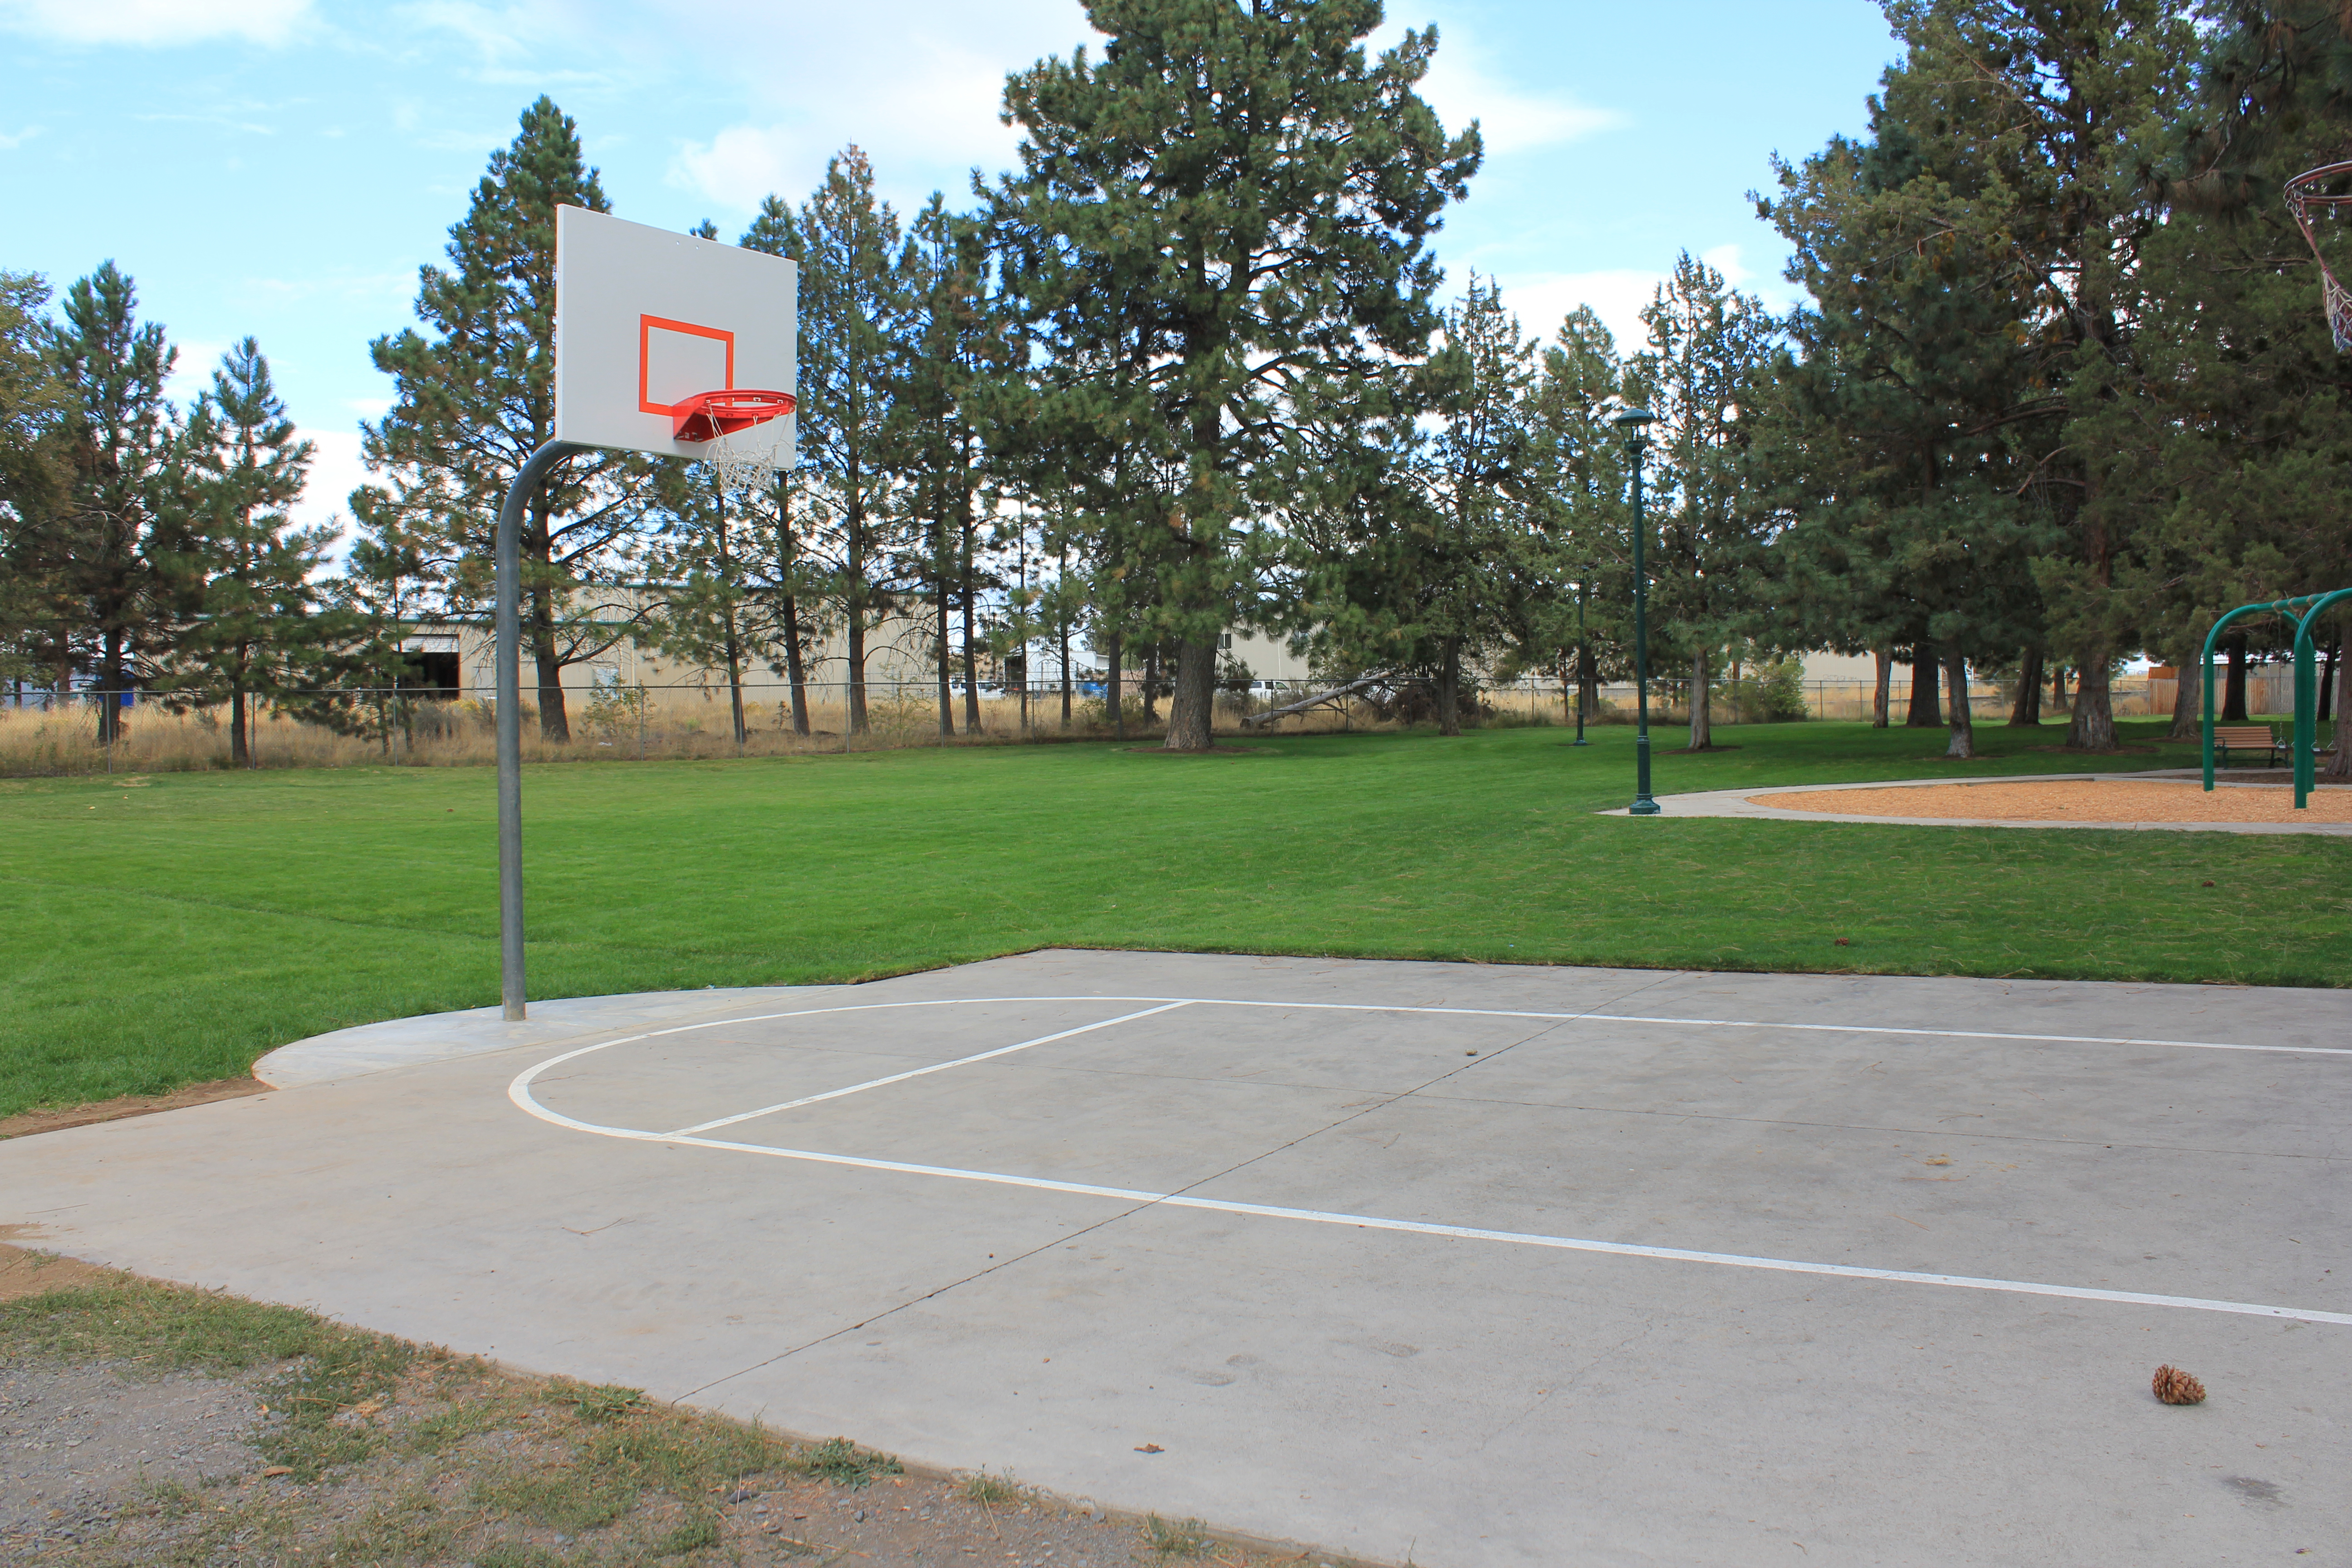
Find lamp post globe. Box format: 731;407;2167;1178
1610;407;1660;815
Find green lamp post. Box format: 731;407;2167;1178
1612;407;1660;815
1572;577;1590;746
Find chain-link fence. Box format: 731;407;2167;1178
0;671;2226;776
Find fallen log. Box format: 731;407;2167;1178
1239;671;1391;727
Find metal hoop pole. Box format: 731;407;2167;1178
497;439;588;1020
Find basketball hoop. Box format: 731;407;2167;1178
669;388;794;441
2285;161;2352;351
672;388;794;502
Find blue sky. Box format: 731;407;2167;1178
2;0;1901;530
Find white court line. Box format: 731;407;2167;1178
668;1002;1193;1136
505;995;2352;1328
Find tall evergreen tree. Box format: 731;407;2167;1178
2156;0;2352;774
48;262;178;743
0;272;71;696
1411;276;1535;735
360;96;651;741
986;0;1480;750
1522;305;1631;725
1631;252;1779;751
168;340;332;765
752;147;918;736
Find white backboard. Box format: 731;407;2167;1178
554;206;798;468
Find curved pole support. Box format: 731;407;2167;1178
2203;602;2284;793
497;440;590;1020
2288;588;2352;809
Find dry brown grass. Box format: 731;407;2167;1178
0;687;1412;777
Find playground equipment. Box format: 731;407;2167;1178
2201;589;2350;808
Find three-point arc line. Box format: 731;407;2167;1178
506;995;2352;1328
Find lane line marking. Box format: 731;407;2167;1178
505;995;2351;1328
666;1002;1194;1136
507;994;2350;1065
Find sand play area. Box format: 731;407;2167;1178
1756;777;2352;823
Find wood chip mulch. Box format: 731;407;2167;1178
1753;778;2352;823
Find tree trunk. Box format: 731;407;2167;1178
935;563;954;738
1437;638;1462;737
2168;649;2200;740
781;594;810;735
1162;638;1216;750
1871;645;1892;727
2316;637;2337;725
1943;647;1975;759
2067;649;2118;751
230;671;249;768
1689;647;1713;750
1107;633;1124;739
1905;642;1940;727
959;504;981;734
1578;643;1599;726
2009;646;2043;727
532;630;568;743
2326;626;2350;779
846;613;869;735
774;482;811;736
97;625;126;745
1060;622;1073;730
2221;634;2248;721
2051;662;2069;715
1142;649;1159;723
1557;656;1575;723
722;612;747;748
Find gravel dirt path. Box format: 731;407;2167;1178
1754;778;2352;823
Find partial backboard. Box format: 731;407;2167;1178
554;206;798;468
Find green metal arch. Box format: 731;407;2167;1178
2201;589;2352;808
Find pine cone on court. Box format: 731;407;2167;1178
2151;1365;2206;1405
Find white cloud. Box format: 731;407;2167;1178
671;123;813;214
0;0;310;46
295;427;367;535
1415;52;1620;155
669;31;1027;216
1492;269;1662;358
0;125;40;149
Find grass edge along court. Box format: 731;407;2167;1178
3;719;2346;1120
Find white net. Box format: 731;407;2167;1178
2286;162;2352;352
703;416;791;505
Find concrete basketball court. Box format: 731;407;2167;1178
4;949;2346;1565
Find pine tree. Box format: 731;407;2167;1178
1411;277;1535;735
361;97;651;741
0;272;71;697
987;0;1480;750
48;263;179;744
1849;0;2193;752
1631;252;1779;752
1520;306;1632;725
2155;1;2352;774
755;147;917;736
167;340;332;765
896;196;1009;736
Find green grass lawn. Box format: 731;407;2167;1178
4;717;2345;1119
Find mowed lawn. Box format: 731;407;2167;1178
4;719;2345;1117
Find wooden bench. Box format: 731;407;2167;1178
2214;724;2285;767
